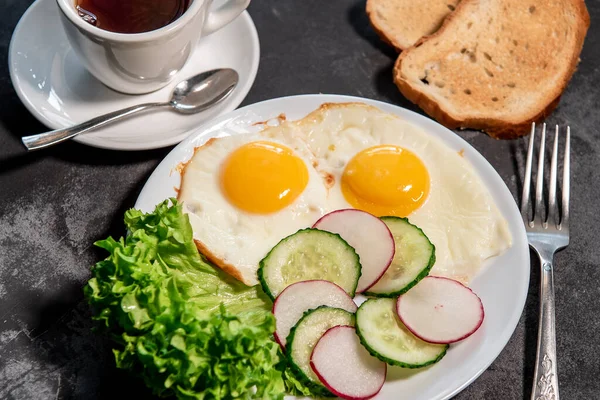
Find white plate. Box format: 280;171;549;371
8;0;259;151
134;94;530;400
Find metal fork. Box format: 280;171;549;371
521;122;570;400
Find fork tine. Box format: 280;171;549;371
561;126;571;228
521;123;536;221
547;125;559;226
534;123;546;224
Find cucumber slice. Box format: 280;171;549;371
364;217;435;297
356;298;447;368
258;228;361;300
287;306;355;396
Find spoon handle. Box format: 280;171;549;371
21;102;170;151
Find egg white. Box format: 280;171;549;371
262;103;513;284
178;133;329;286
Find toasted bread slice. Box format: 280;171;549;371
367;0;460;51
393;0;589;138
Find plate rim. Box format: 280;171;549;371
134;93;530;400
8;0;260;151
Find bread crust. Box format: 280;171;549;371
393;0;590;139
366;0;405;52
366;0;460;52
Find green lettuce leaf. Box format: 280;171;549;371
85;199;293;399
282;367;323;398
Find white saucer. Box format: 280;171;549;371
8;0;260;151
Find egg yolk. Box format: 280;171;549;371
221;141;309;214
341;145;430;217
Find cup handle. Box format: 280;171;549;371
203;0;251;35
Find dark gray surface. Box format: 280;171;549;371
0;0;598;399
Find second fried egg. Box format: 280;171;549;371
261;103;512;283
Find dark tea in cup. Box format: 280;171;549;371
75;0;192;34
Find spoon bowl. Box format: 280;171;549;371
171;69;238;114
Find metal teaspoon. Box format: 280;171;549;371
21;68;239;151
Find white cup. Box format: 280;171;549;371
56;0;250;94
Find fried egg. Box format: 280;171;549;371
261;103;512;283
178;134;328;286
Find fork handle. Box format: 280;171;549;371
531;253;559;400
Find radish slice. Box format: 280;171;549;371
396;276;485;344
310;325;386;400
273;280;357;348
313;209;395;293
